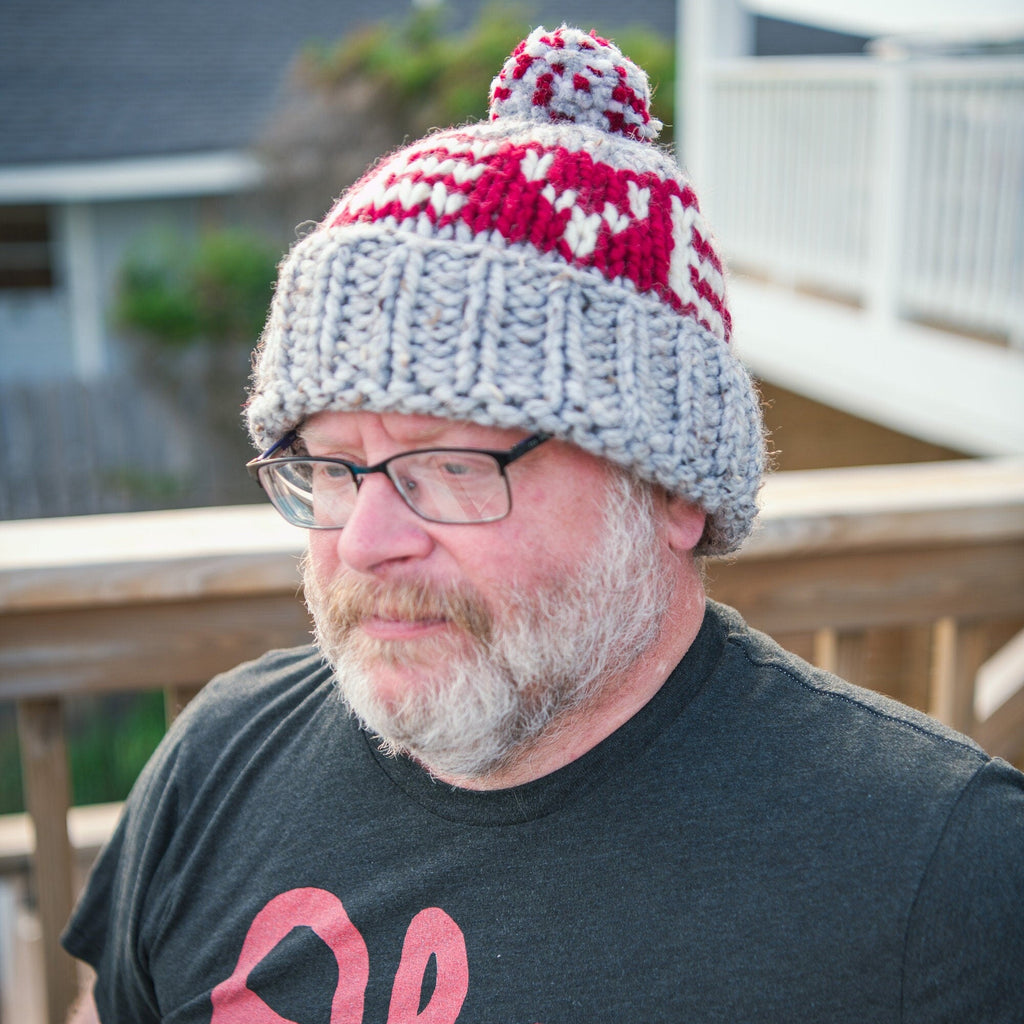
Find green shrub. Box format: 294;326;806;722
69;692;168;807
298;4;675;142
0;692;168;814
117;228;279;350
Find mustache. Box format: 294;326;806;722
308;572;495;645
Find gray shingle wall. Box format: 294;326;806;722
1;0;676;166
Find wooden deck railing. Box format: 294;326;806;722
2;458;1023;1024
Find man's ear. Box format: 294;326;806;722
663;494;707;554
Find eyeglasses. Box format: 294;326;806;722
247;432;550;529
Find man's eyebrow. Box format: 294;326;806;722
295;427;345;450
290;427;331;456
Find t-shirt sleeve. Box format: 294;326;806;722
60;647;326;1023
62;706;192;1023
62;817;159;1021
901;757;1024;1022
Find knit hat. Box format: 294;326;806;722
247;25;765;553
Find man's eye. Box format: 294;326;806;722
439;460;473;476
315;463;349;482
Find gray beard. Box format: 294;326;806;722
304;472;673;780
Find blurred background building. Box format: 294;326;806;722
682;0;1024;473
3;0;1020;522
2;0;677;519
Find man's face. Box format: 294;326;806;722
302;410;681;779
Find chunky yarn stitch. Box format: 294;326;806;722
247;25;765;554
489;26;662;141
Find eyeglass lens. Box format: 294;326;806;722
258;449;512;527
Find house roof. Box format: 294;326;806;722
754;16;869;56
1;0;676;169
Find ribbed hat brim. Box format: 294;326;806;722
247;225;764;554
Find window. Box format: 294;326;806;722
0;205;54;289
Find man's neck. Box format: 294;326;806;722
431;581;707;791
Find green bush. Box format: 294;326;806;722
298;4;675;142
0;693;167;814
117;228;279;350
69;692;168;807
115;226;281;482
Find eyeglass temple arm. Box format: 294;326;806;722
257;431;299;460
247;431;299;483
500;432;551;465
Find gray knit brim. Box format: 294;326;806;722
247;224;764;555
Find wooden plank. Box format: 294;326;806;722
810;628;869;688
811;624;933;710
0;803;124;876
16;699;78;1024
706;539;1024;635
874;623;934;710
743;457;1024;559
0;593;313;702
0;505;303;613
1;459;1020;613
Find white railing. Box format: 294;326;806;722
700;56;1024;347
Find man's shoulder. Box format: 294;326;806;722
169;645;334;751
688;603;1024;892
703;601;993;782
121;645;339;817
200;644;328;702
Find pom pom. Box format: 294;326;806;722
488;26;662;142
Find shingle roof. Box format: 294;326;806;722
1;0;676;167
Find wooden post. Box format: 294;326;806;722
930;618;986;735
813;627;838;674
164;683;204;725
16;698;79;1024
813;628;867;687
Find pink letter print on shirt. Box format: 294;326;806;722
209;888;469;1024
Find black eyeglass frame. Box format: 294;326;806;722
247;430;551;528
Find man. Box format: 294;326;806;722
64;26;1023;1023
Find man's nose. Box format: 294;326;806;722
334;472;434;574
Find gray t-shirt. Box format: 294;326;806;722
63;601;1024;1022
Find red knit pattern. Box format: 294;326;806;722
532;73;555;108
333;139;730;339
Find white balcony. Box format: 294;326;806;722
681;1;1024;457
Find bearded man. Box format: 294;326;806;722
64;26;1023;1024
